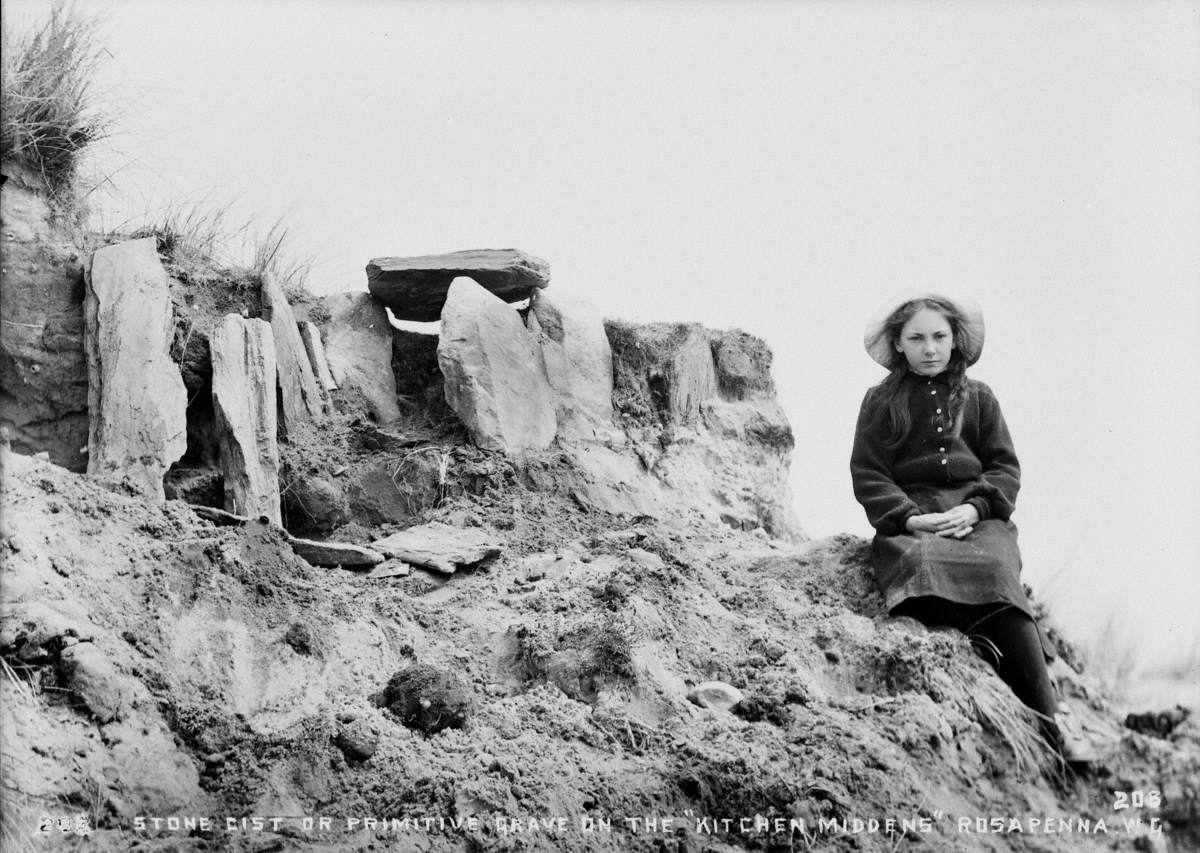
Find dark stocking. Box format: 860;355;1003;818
964;606;1057;719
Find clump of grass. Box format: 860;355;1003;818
121;199;312;297
948;654;1059;780
251;215;314;299
1;2;109;196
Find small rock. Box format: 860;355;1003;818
381;663;474;734
762;642;786;663
59;643;127;723
333;719;378;762
687;681;744;713
283;622;316;656
283;475;349;535
364;560;412;580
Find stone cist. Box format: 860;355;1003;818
849;292;1089;762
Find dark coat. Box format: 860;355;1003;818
850;371;1031;616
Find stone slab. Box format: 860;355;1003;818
261;273;323;428
437;277;556;453
83;237;187;500
366;249;549;322
370;522;502;575
209;315;281;524
287;536;384;568
299;321;338;393
319;292;400;423
529;290;616;442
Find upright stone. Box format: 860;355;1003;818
299;321;338;393
320;293;400;424
209;315;281;524
83;238;186;500
260;273;323;428
437;277;556;453
367;249;550;322
528;291;616;442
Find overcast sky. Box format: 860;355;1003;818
7;0;1199;669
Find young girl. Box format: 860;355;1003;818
849;293;1087;762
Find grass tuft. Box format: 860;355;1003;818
949;654;1060;780
1;2;109;196
120;199;313;297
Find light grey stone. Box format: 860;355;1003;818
261;273;323;427
319;293;400;424
529;291;616;442
687;681;744;712
371;522;502;574
299;321;338;393
287;536;384;568
59;643;128;723
437;277;556;453
210;315;281;524
84;237;186;500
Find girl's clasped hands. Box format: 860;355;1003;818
905;504;980;539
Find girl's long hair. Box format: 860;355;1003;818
876;297;971;448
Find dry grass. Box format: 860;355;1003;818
121;199;313;296
1;2;109;197
947;654;1060;781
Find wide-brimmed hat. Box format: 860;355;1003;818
863;292;985;368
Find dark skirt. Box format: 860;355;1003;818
870;481;1033;619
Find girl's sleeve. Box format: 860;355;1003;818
850;389;921;535
964;383;1021;521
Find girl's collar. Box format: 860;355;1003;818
904;369;952;385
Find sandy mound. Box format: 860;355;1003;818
3;446;1197;852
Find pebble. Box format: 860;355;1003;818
334;719;378;762
687;681;745;712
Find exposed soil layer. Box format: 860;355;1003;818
2;449;1197;853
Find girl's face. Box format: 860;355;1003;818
895;308;955;376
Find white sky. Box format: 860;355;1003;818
7;0;1199;669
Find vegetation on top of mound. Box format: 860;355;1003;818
119;201;313;303
1;3;109;199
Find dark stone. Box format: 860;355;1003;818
282;475;350;536
381;663;474;733
333;719;378;762
283;622;316;656
367;249;550;322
